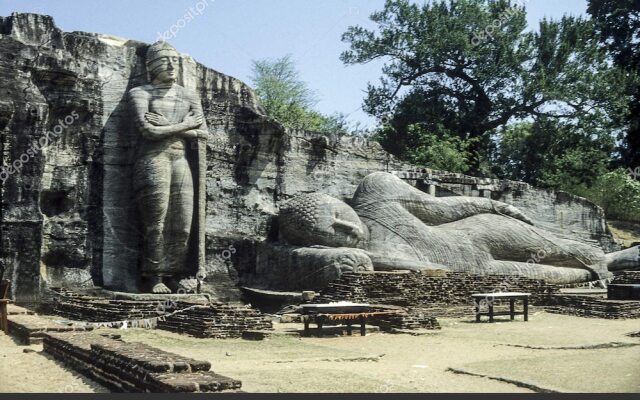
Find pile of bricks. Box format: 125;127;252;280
612;271;640;284
158;301;273;339
318;271;558;317
43;332;242;393
544;294;640;319
7;314;93;344
373;308;441;331
49;288;272;338
50;288;170;322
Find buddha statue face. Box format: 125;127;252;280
279;193;368;248
146;42;180;85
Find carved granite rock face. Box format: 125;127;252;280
128;41;209;293
272;172;640;287
0;13;627;302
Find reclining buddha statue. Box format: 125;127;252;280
276;172;639;287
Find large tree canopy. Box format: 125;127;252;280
588;0;640;167
342;0;632;174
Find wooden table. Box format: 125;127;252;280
302;314;368;337
472;292;531;323
301;311;400;337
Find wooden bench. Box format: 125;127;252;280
472;292;531;323
0;280;10;334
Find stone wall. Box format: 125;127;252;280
43;332;242;392
612;271;640;284
318;271;559;312
49;287;273;338
0;13;616;303
545;295;640;319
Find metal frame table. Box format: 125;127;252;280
472;292;531;323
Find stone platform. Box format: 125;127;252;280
544;294;640;319
542;272;640;319
43;332;242;393
7;314;93;344
49;287;273;338
318;271;559;316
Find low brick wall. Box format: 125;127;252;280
49;288;273;338
7;314;93;345
158;302;273;339
43;332;242;393
318;271;559;317
545;295;640;319
612;271;640;284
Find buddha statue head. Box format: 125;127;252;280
146;41;180;85
279;193;368;248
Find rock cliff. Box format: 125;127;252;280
0;13;616;303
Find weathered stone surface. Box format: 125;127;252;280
0;13;624;303
270;172;639;288
7;313;93;344
43;331;242;393
318;271;559;314
49;287;273;338
545;294;640;319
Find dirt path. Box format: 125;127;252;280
0;332;107;393
117;312;640;393
1;312;638;393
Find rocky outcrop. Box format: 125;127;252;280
0;13;617;303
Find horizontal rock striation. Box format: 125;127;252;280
0;13;617;302
612;271;640;284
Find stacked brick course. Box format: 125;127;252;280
158;302;273;338
49;288;272;338
319;271;559;317
7;314;93;344
612;271;640;284
545;295;640;319
43;332;241;393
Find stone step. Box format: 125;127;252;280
43;331;242;393
7;314;93;344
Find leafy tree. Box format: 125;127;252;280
250;55;362;135
341;0;631;174
570;169;640;222
495;119;614;187
588;0;640;167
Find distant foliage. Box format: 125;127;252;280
250;55;365;136
566;170;640;223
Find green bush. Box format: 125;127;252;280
564;169;640;222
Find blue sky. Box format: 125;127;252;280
1;0;589;127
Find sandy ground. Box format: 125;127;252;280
0;334;108;393
1;311;639;393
